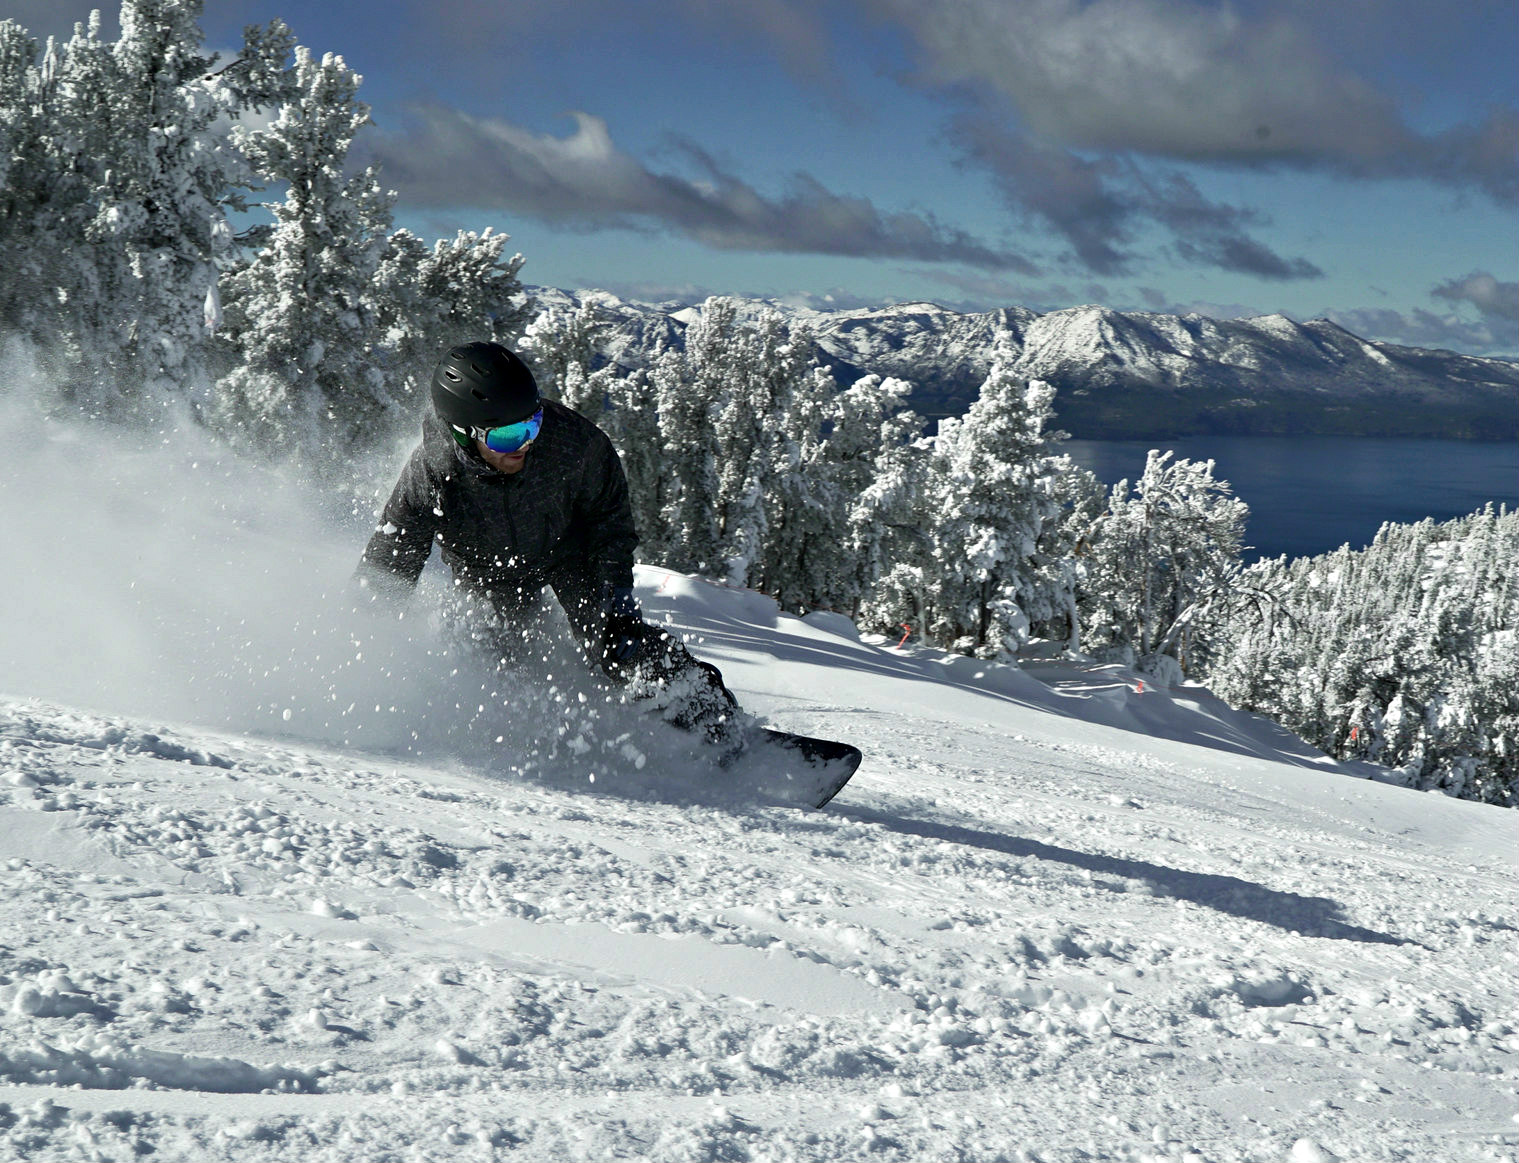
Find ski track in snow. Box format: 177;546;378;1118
0;569;1514;1162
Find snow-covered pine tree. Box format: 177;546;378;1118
601;365;665;557
0;19;50;341
650;299;728;575
519;297;610;417
918;344;1064;658
67;0;271;410
512;298;917;613
0;21;30;194
1206;553;1298;720
212;45;398;457
370;226;529;414
1079;449;1249;679
1;2;521;456
27;14;121;395
514;299;679;555
823;374;922;619
0;7;292;410
751;319;844;609
704;307;849;596
1023;455;1106;654
625;299;869;607
854;422;939;647
711;307;781;586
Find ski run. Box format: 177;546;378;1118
0;426;1511;1162
1;569;1514;1161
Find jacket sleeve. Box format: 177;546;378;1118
355;442;443;599
576;429;640;591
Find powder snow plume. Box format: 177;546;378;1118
0;392;583;767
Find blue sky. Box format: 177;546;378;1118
11;0;1518;356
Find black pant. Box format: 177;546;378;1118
471;569;740;740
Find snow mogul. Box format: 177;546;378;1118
355;340;740;741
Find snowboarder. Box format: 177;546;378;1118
355;340;741;741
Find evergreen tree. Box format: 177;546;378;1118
0;2;521;460
0;4;291;412
0;22;31;192
710;307;780;585
752;324;841;609
1026;457;1106;653
861;341;1066;658
825;375;923;618
514;299;668;554
854;408;937;642
650;299;728;575
519;297;607;416
0;20;48;339
601;366;665;557
212;46;399;456
529;297;907;613
373;226;529;411
1079;449;1249;678
81;1;272;407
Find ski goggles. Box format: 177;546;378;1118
455;407;544;454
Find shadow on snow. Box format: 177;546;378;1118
835;802;1412;947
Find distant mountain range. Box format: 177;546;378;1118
531;289;1518;441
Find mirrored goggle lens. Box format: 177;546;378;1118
473;409;542;454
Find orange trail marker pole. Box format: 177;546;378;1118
896;624;912;648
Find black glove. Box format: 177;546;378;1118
601;587;645;674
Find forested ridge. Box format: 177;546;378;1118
1203;508;1517;804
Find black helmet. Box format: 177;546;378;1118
430;342;540;431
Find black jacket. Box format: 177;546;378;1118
359;402;638;604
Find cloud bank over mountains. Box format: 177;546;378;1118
863;0;1513;283
375;0;1514;276
866;0;1516;184
10;0;1512;357
352;0;1513;356
361;108;1035;271
1333;271;1519;357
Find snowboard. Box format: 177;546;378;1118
719;727;862;809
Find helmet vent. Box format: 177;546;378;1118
471;389;488;401
444;368;461;382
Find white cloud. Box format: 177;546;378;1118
1432;272;1519;329
361;107;1035;270
951;114;1323;279
1327;304;1518;358
862;0;1515;198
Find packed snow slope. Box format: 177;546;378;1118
1;418;1515;1163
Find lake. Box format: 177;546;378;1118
1063;436;1518;562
